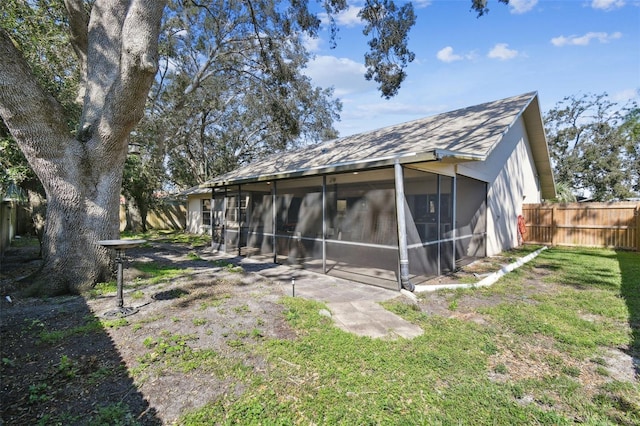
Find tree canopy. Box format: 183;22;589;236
544;93;639;201
141;0;343;190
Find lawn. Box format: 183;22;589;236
1;236;638;425
181;247;640;425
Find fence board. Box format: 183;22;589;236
119;201;186;231
522;202;640;251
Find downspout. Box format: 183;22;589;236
222;187;227;253
210;189;214;249
436;175;441;275
237;185;241;257
394;160;415;292
272;181;277;264
452;174;457;268
322;175;327;274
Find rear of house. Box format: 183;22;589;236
194;92;555;290
183;186;212;235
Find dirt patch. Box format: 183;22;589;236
0;240;297;425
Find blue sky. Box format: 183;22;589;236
303;0;640;137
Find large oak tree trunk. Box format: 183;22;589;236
0;1;165;294
36;145;127;294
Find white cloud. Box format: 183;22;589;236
487;43;519;60
591;0;626;11
436;46;463;63
551;31;623;46
174;29;188;38
336;5;363;26
319;5;363;27
302;34;322;53
509;0;538;14
413;0;433;9
303;55;374;96
611;88;640;103
436;46;478;63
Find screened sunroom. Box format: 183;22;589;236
202;92;555;291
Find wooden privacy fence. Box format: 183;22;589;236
119;200;186;231
522;202;640;251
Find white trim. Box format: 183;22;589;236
414;246;547;293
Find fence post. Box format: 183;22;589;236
636;204;640;252
551;204;556;246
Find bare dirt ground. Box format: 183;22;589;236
1;240;637;424
0;240;297;425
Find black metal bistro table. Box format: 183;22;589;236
98;239;147;317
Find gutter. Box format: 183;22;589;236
434;149;485;163
201;149;486;189
200;151;440;189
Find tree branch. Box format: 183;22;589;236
0;29;70;162
64;0;89;69
80;0;128;141
94;0;165;151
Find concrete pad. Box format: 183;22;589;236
240;258;424;340
340;322;389;339
326;300;423;340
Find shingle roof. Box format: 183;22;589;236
202;92;555;198
178;185;210;197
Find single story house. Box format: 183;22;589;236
196;92;556;291
182;185;212;235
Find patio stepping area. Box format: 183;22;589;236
239;258;424;339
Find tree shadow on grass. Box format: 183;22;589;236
0;295;162;425
617;250;640;379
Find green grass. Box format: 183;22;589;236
9;235;40;248
198;293;231;310
187;251;203;261
183;298;547;425
15;245;633;425
102;318;129;329
133;332;235;379
618;250;640;353
89;281;117;297
88;402;138;426
129;290;145;300
37;316;103;344
121;230;211;247
211;259;244;273
132;262;189;285
177;247;639;425
479;248;633;357
192;317;207;326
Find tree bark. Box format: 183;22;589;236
0;1;165;294
124;197;145;233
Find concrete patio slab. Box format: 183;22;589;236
327;300;423;339
237;257;424;340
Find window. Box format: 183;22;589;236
202;199;211;226
225;195;247;225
